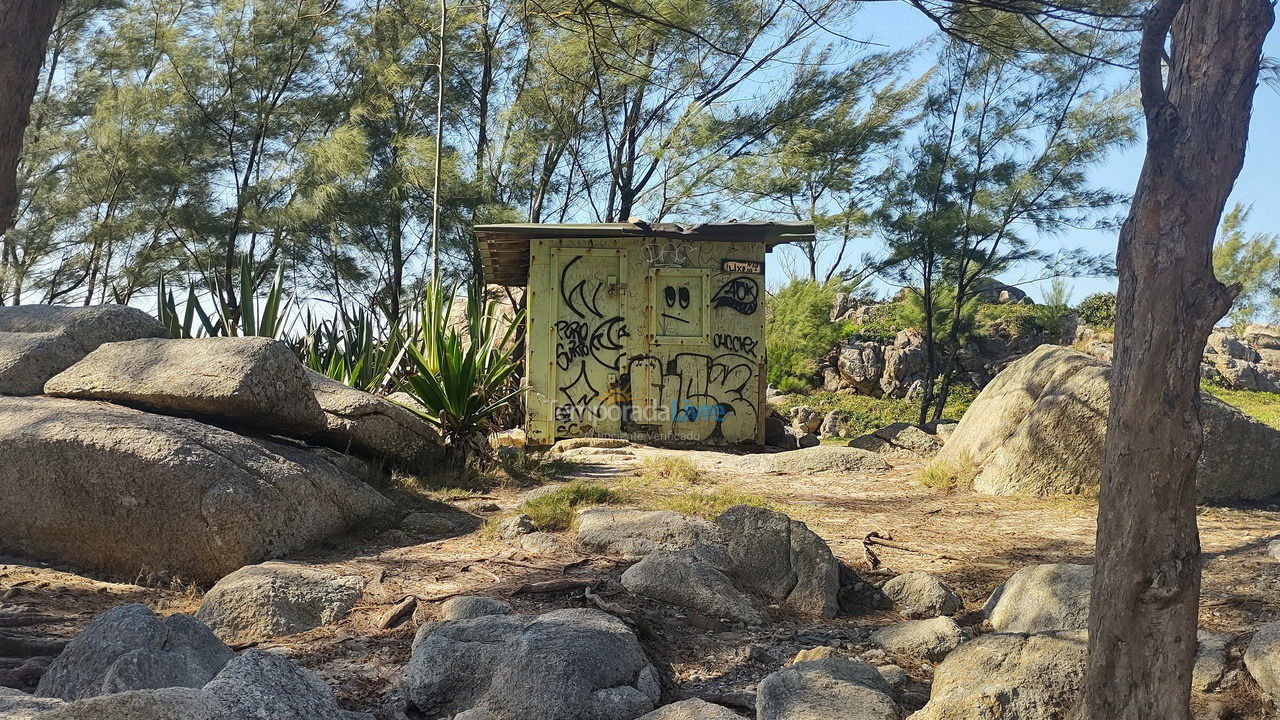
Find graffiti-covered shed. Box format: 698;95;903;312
475;221;813;445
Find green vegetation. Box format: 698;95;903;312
517;481;626;532
916;454;978;492
638;457;704;486
1203;382;1280;429
774;385;977;439
766;280;855;393
1213;203;1280;330
660;489;774;519
399;280;524;459
1075;292;1117;330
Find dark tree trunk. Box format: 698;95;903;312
1081;1;1272;718
0;0;60;241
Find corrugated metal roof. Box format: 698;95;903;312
475;220;813;286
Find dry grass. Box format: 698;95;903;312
915;454;979;492
516;481;626;531
637;456;704;485
658;488;775;519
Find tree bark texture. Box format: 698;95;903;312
1082;1;1272;718
0;0;60;237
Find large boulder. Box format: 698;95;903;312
936;344;1280;499
716;505;840;618
439;596;512;621
194;562;364;644
404;608;660;720
0;304;167;396
881;572;962;619
45;336;325;435
729;447;890;475
847;424;941;458
881;330;926;398
576;509;722;560
983;564;1092;634
36;604;233;701
1244;324;1280;350
836;342;885;397
0;396;390;583
32;649;368;720
909;632;1087;720
756;658;899;720
621;550;763;624
307;371;442;469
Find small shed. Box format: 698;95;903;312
475;221;812;445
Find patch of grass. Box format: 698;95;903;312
638;456;704;486
1203;381;1280;429
517;481;626;531
916;454;978;492
659;488;774;519
773;385;977;439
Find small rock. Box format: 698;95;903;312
1194;631;1232;692
402;512;458;535
497;514;535;539
519;532;563;554
756;658;899;720
870;616;965;661
0;687;64;718
621;550;762;625
576;509;721;560
874;665;909;694
1267;539;1280;561
457;499;501;513
881;572;962;618
1245;621;1280;701
796;432;820;449
636;698;743;719
789;646;837;665
194;562;364;644
439;596;512;621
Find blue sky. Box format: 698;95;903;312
766;4;1280;304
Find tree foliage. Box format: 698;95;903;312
1213;202;1279;329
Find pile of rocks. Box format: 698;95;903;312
1203;324;1280;392
0;304;443;582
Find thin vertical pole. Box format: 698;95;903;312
431;0;446;286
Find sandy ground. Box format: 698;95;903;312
2;443;1278;718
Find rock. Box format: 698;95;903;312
439;596;512;621
497;514;535;539
194;562;364;644
874;665;909;695
0;304;168;396
796;431;820;449
847;423;941;458
489;428;527;449
909;631;1087;720
550;437;630;453
576;509;721;560
729;447;890;475
636;698;742;719
307;371;442;469
984;563;1092;633
45;336;326;435
930;421;957;443
882;572;962;618
0;396;390;583
936;344;1280;499
1207;331;1261;362
765;415;795;448
973;279;1027;304
1244;324;1280;350
756;658;899;720
790;406;823;434
621;550;762;624
836;342;885;397
1211;356;1280;393
38;649;366;720
402;511;459;535
1245;621;1280;700
819;411;852;439
1193;631;1231;692
1268;539;1280;561
790;647;838;665
838;564;892;613
716;505;840;618
36;604;233;701
0;687;65;718
870;617;964;661
519;532;564;554
404;608;659;720
881;330;926;398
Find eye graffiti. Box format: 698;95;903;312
712;333;758;356
712;277;759;315
663;285;691;309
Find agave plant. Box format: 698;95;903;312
398;280;524;460
157;255;294;339
299;303;410;393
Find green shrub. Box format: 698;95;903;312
974;303;1045;339
517;481;625;531
660;489;773;518
848;302;905;344
1076;292;1117;329
772;386;977;439
766;280;854;391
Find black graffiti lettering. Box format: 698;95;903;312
559;255;605;319
712;277;759;315
556;316;629;371
713;333;758;356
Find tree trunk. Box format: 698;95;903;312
1081;1;1272;718
0;0;60;243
